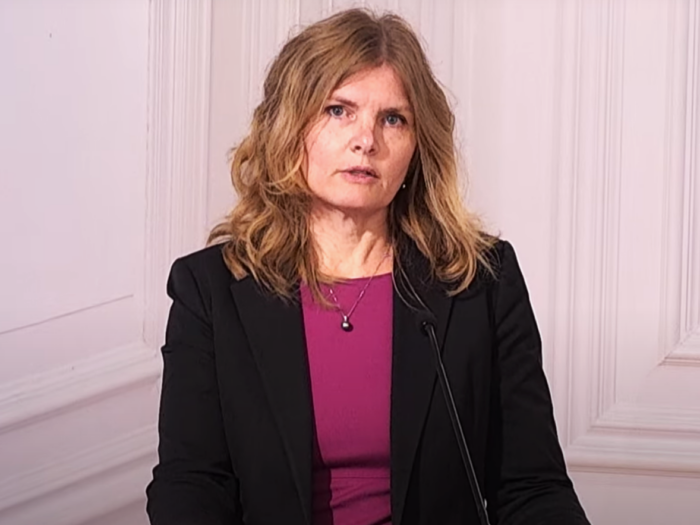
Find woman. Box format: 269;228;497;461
146;8;589;525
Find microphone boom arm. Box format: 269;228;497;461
422;321;491;525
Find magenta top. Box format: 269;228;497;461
300;273;394;525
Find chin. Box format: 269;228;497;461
317;198;387;216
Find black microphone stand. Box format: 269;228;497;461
421;320;491;525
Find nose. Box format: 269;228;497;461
350;120;377;155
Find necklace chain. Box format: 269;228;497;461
327;248;391;332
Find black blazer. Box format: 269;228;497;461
146;239;589;525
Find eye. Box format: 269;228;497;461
326;105;345;118
384;113;407;127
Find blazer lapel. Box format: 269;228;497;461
230;277;312;525
390;249;454;525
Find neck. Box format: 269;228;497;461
310;205;393;279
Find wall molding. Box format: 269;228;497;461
0;343;160;436
665;333;700;365
663;0;700;367
0;1;218;521
552;0;700;476
550;0;626;447
0;424;157;525
0;1;221;521
566;431;700;477
0;3;214;519
548;0;584;449
584;0;626;426
144;0;214;351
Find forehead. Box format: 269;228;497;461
330;65;411;108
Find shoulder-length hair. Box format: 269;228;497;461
207;8;494;302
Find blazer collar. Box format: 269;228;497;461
229;245;453;525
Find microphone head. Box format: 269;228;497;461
414;309;438;335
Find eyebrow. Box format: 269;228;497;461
329;96;413;115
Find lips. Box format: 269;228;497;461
344;166;377;178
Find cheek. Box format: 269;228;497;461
306;120;345;159
306;135;338;173
384;128;415;155
304;140;337;190
392;140;416;173
304;138;324;181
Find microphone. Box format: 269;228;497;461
416;311;491;525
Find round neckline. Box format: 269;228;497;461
330;271;393;284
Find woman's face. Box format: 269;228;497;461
303;64;417;218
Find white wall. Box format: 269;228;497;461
1;1;698;524
0;1;212;523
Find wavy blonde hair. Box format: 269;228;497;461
207;8;494;302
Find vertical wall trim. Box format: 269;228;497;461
664;0;700;365
680;0;699;341
593;0;625;422
144;0;213;350
658;0;688;363
550;0;585;447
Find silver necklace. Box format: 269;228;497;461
326;249;391;332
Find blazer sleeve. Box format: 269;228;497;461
491;241;589;525
146;257;243;525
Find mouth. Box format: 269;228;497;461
343;166;377;178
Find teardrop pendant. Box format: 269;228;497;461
341;316;353;332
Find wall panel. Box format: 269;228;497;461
0;0;209;523
545;0;700;481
